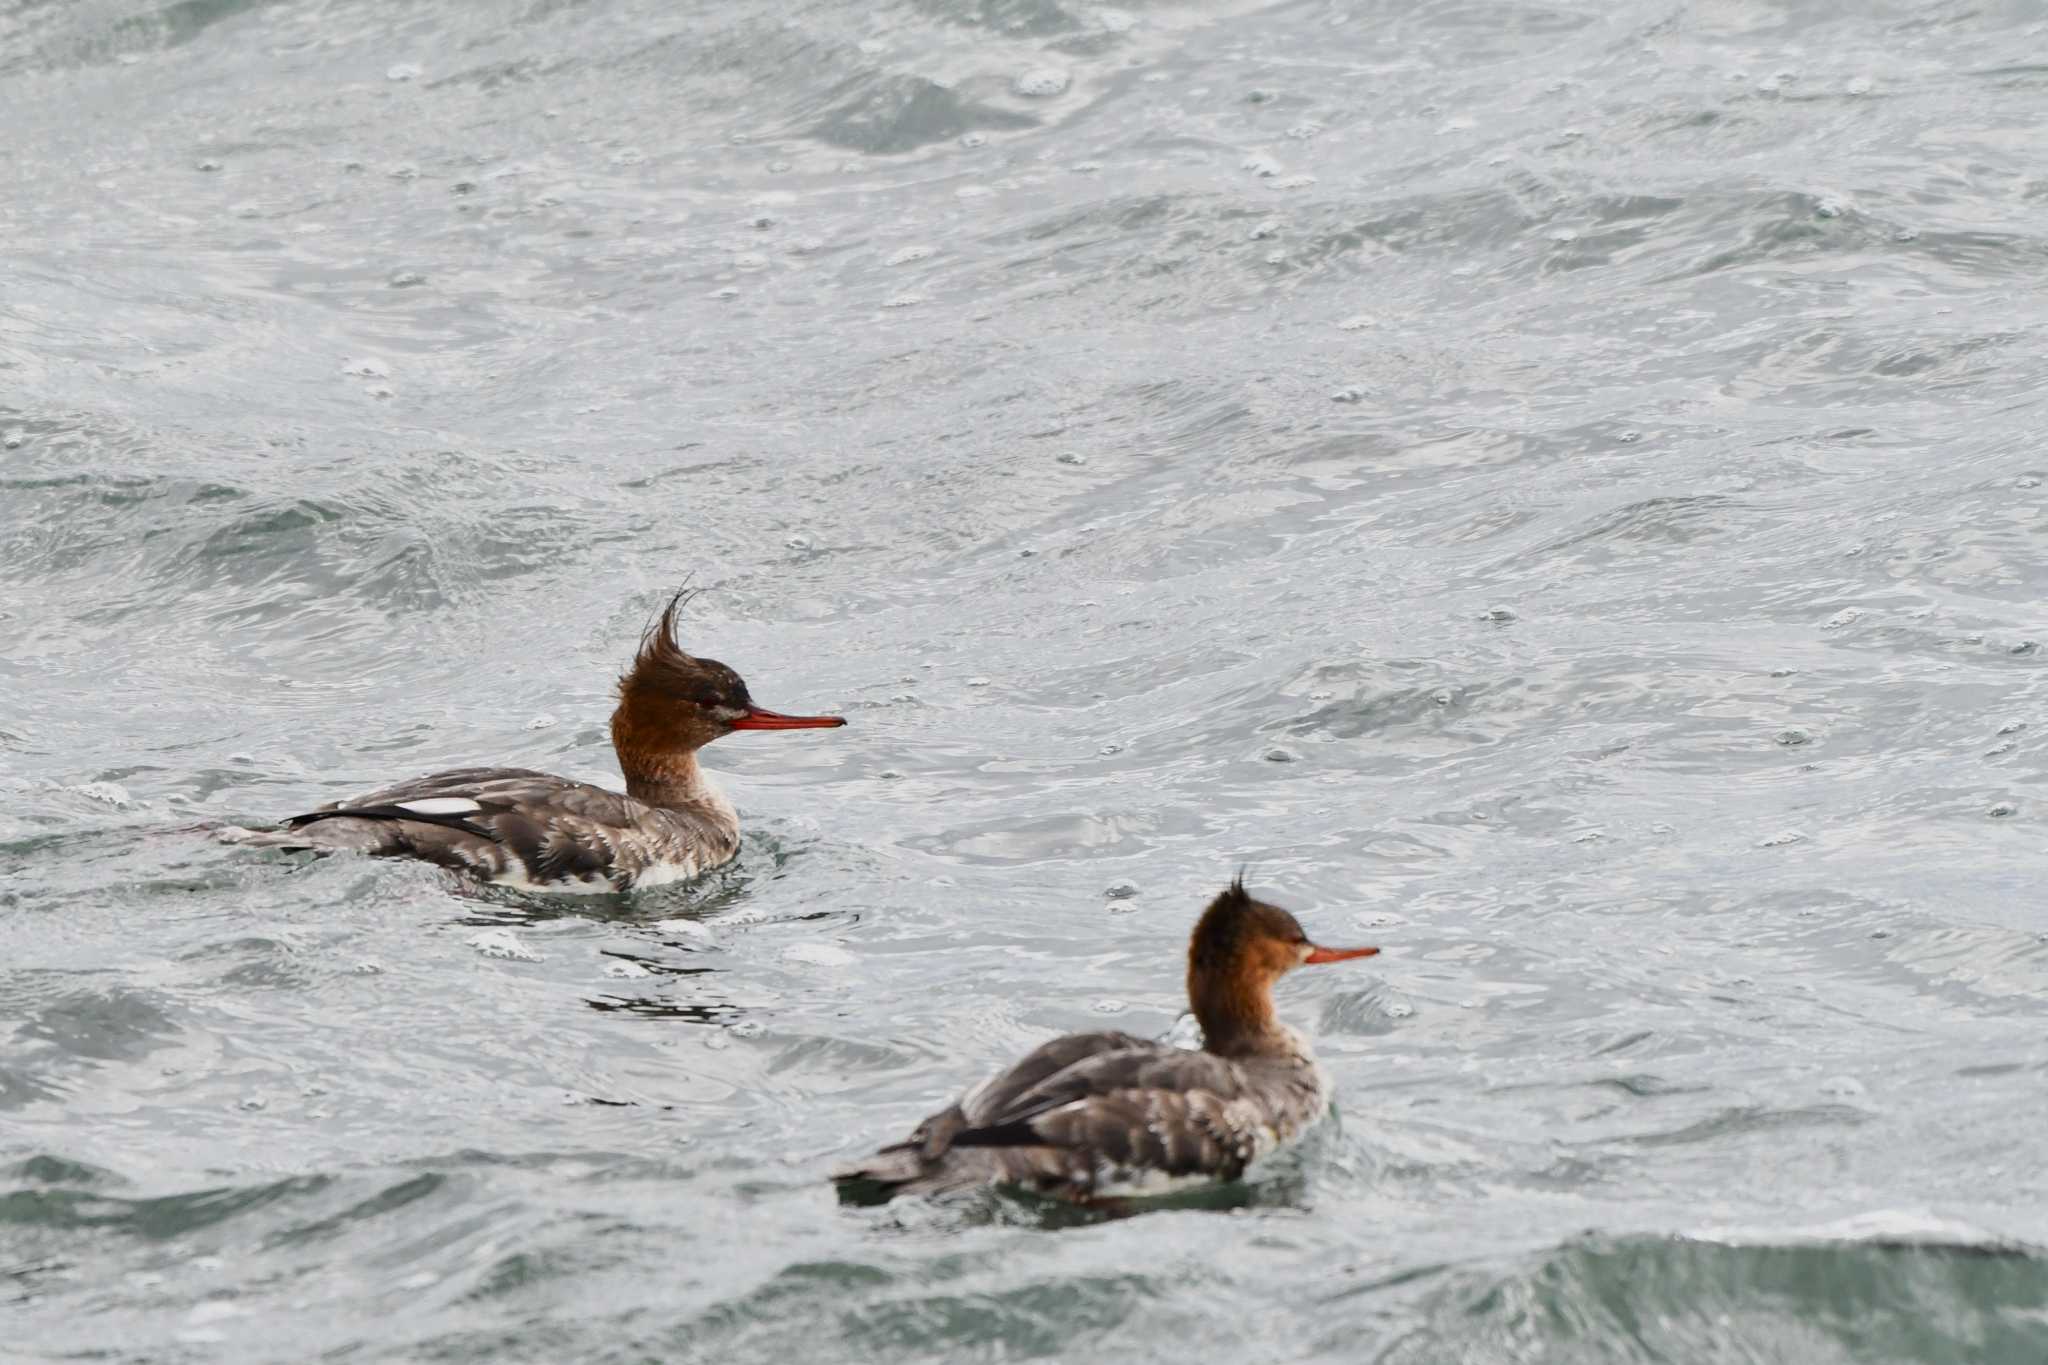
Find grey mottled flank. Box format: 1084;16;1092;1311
226;766;736;890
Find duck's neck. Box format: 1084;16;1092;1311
1189;971;1291;1059
617;745;738;840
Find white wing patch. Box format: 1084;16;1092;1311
394;797;485;816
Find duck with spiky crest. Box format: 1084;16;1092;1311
832;879;1380;1204
222;590;845;892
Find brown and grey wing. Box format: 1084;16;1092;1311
970;1084;1274;1189
954;1046;1277;1185
299;768;557;813
833;1035;1272;1200
270;769;660;888
956;1032;1155;1127
832;1033;1147;1196
967;1041;1255;1130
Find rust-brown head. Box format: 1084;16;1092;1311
1185;876;1378;1056
610;589;845;772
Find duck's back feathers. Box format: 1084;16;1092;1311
832;1031;1328;1203
223;767;736;892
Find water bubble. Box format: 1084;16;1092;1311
1056;452;1086;466
1820;1075;1867;1098
1015;68;1070;97
1385;1001;1415;1019
2012;641;2038;656
1893;227;1919;243
1249;219;1281;240
239;1096;267;1111
1998;720;2026;736
786;942;855;967
386;63;421;82
1758;831;1805;848
1815;197;1845;219
1989;802;2018;818
1774;729;1811;747
1309;689;1334;701
734;251;769;270
609;148;645;166
365;385;394;400
702;1033;731;1051
1241;154;1283;177
1337;315;1377;331
966;677;992;688
527;714;557;730
882;293;926;309
388;270;426;288
1870;927;1892;939
886;245;935;265
1099;743;1122;755
1822;608;1861;630
1286;121;1324;140
959;132;987;148
467;930;543;961
388;164;419;180
3;430;25;449
767;159;792;173
72;781;133;807
1329;387;1365;403
2016;476;2040;489
1846;76;1873;96
1549;227;1580;243
1246;88;1276;104
1071;160;1102;173
343;357;389;378
878;769;904;780
1264;747;1296;763
728;1019;767;1039
1483;607;1517;623
1105;881;1139;900
710;286;740;300
196;158;222;172
1430;688;1454;706
603;960;652;979
1263;250;1286;265
1093;999;1128;1014
1271;174;1317;190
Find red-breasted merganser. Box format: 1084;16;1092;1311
222;590;844;892
832;878;1379;1203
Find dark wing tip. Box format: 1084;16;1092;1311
284;804;502;843
946;1120;1049;1150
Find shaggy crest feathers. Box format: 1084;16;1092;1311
620;587;752;712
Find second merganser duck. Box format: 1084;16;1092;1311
832;879;1380;1204
221;590;845;892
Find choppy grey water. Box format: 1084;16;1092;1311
6;0;2048;1360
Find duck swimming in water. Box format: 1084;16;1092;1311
832;879;1379;1204
222;590;845;892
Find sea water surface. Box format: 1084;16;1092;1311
5;0;2048;1360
